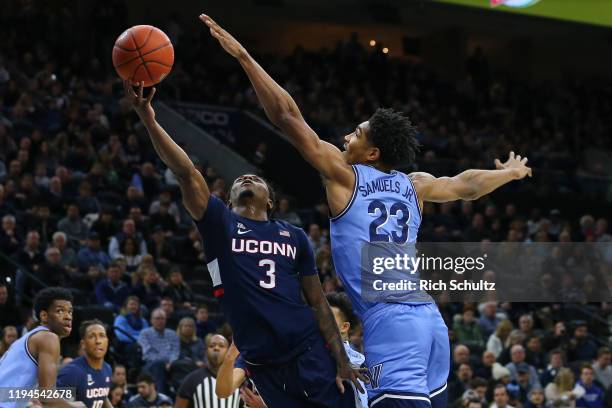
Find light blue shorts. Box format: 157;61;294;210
363;302;450;407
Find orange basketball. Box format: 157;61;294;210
112;25;174;87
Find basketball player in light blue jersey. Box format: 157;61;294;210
0;287;85;408
203;15;532;408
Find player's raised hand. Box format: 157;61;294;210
199;14;247;59
123;80;156;122
494;151;532;179
336;362;369;394
226;342;240;362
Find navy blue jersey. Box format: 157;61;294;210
196;195;319;364
57;356;112;408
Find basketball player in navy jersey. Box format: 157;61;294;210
57;320;112;408
202;14;532;408
0;287;85;408
124;80;365;408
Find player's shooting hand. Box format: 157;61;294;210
494;151;532;179
123;80;156;122
335;362;369;394
199;14;247;59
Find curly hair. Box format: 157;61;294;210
33;287;73;321
326;292;358;330
368;108;420;167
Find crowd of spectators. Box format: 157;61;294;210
0;2;610;407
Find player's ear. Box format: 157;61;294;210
342;321;351;334
267;198;273;212
366;146;380;163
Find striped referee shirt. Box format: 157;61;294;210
178;367;242;408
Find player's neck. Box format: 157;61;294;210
233;205;268;222
85;354;104;370
371;162;393;173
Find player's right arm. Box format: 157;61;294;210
215;343;246;398
199;15;353;188
31;332;85;408
124;80;210;220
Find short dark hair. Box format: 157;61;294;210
136;373;155;385
79;319;106;339
367;108;420;167
33;287;73;320
326;292;357;329
467;399;483;408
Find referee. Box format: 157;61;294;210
175;334;242;408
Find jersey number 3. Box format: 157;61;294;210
259;259;276;289
368;200;410;244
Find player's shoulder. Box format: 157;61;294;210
102;361;112;375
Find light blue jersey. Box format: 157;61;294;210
330;165;449;408
0;326;50;408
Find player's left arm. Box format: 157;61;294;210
297;231;366;393
411;151;532;203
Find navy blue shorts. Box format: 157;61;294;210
246;335;358;408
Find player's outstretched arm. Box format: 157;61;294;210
412;151;532;203
124;80;210;220
215;343;245;398
199;14;353;186
300;275;367;394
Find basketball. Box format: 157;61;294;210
112;25;174;87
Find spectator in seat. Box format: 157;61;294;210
77;232;111;272
545;368;585;408
576;365;604;408
487;319;513;359
118;237;143;272
91;208;117;248
0;325;18;357
541;349;565;387
525;335;546;370
506;345;541;389
114;295;148;344
174;317;205;370
14;230;44;273
0;214;20;255
448;363;473;404
39;247;68;287
57;203;89;243
275;197;303;227
592;347;611;390
453;307;484;350
137;308;180;395
195;304;217;340
127;373;172;408
475;350;496;380
147;226;174;269
133;267;165;311
0;283;21;328
162;268;194;310
524;388;546;408
111;364;133;403
148;187;180;223
95;262;131;312
159;297;180;330
491;383;514;408
477;301;500;339
109;218;147;260
149;202;177;233
51;231;77;273
568;323;599;363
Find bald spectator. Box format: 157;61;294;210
138;308;180;394
475;350;496;380
109;219;147;260
592;347;611;389
506;345;541;389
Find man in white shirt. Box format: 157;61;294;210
593;347;612;389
